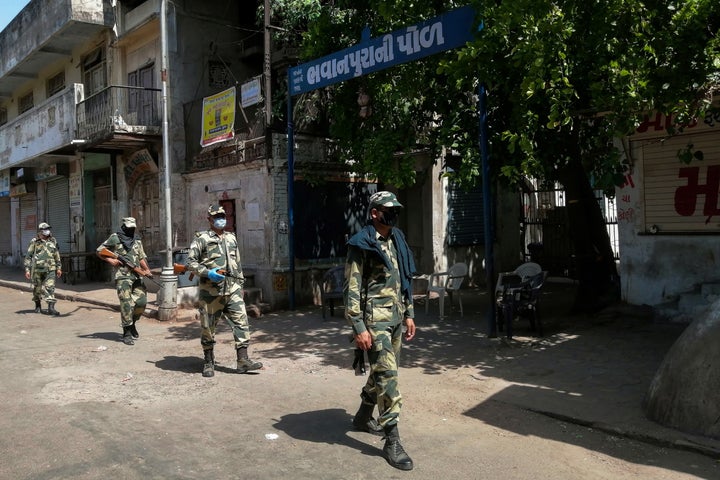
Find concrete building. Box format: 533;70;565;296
0;0;496;312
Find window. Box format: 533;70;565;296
0;107;6;126
209;60;232;88
82;48;107;96
47;70;66;97
18;92;34;114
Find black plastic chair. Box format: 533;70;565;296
496;270;548;339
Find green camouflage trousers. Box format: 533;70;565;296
116;278;147;327
360;321;404;428
198;290;251;350
31;271;56;303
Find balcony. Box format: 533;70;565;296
76;85;162;149
0;0;111;99
0;84;82;169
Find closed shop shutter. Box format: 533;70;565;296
639;130;720;233
0;197;10;255
20;195;39;257
47;178;71;253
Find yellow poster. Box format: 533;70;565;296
201;86;236;147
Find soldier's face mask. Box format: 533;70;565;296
377;208;399;227
213;216;227;229
121;225;135;237
41;229;51;237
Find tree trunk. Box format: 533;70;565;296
556;155;619;313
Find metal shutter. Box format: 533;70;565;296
0;197;10;255
447;181;485;246
640;130;720;233
47;178;71;253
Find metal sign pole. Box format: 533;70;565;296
287;73;296;310
479;83;496;336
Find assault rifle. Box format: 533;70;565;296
349;335;367;376
97;247;161;286
172;263;195;280
172;263;242;280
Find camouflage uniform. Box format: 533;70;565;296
186;224;258;370
96;233;148;328
24;235;61;307
345;190;416;471
345;226;415;429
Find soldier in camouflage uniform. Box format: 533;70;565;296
344;191;417;471
186;204;263;377
24;222;62;315
96;217;152;345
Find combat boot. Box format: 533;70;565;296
202;349;215;377
352;402;383;435
47;302;59;316
236;346;262;373
382;424;413;471
122;326;135;345
129;319;140;339
34;301;41;313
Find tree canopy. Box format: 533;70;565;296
271;0;719;190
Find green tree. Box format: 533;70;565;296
279;0;720;311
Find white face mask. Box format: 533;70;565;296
213;218;227;229
41;229;51;237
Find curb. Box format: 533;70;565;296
526;408;720;459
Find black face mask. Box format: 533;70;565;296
378;209;399;227
121;225;136;237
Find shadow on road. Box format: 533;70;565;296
273;408;380;457
77;331;123;342
151;355;201;374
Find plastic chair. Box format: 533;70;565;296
496;267;548;338
494;262;541;298
321;266;345;319
425;262;468;318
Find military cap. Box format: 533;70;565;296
208;204;226;216
122;217;137;228
369;191;403;209
38;222;51;229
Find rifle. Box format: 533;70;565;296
98;247;161;286
349;335;367;376
173;263;195;280
172;263;242;281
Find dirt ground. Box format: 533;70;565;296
1;283;718;479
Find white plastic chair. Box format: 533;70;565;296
425;262;468;318
495;262;541;298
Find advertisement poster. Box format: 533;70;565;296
201;86;236;147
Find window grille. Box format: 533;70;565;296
47;71;66;97
19;92;33;114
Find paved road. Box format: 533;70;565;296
1;279;719;479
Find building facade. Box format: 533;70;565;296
0;0;494;311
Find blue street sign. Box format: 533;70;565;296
289;5;478;95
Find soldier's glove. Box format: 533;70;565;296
207;267;225;283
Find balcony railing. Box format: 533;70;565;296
0;85;81;169
76;85;161;142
